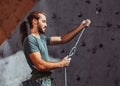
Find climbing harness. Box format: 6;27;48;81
65;28;86;86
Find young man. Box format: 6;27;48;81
20;11;91;86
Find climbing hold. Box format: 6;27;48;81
106;22;112;28
78;13;83;18
96;7;102;14
115;11;119;15
99;43;103;48
76;75;81;81
111;37;115;41
81;42;86;47
85;0;91;4
52;13;57;19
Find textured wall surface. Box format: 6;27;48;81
0;0;38;45
0;0;120;86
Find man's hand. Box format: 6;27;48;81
81;19;91;28
60;56;71;67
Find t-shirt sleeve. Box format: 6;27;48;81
23;36;39;54
44;35;50;45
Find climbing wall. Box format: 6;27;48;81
0;0;38;45
0;0;120;86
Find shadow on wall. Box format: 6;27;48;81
0;26;23;58
0;26;32;86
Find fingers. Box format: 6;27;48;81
86;19;91;27
64;55;71;60
68;58;71;61
64;55;69;59
64;56;71;62
82;19;91;27
62;56;71;67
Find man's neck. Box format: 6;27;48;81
30;28;41;38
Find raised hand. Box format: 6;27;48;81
82;19;91;28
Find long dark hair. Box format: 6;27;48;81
19;11;46;44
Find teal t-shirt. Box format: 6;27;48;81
23;34;50;71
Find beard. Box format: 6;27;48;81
38;26;45;34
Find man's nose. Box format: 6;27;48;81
45;23;47;28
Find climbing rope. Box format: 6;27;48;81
65;28;86;86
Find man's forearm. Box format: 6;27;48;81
36;56;70;71
36;60;63;71
61;24;84;43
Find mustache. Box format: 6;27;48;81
44;26;47;29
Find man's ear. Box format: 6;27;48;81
33;18;37;25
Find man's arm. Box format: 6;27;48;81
29;52;71;71
49;19;91;45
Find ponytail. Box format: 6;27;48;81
20;21;28;45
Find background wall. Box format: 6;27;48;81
0;0;120;86
0;0;38;45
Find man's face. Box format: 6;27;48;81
37;13;47;34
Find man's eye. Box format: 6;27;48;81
43;21;46;23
